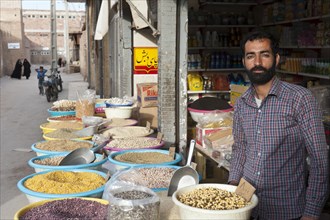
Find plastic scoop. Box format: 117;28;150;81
167;139;199;196
59;141;108;166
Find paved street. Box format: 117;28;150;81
0;66;84;219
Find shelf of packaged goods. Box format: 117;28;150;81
189;24;257;28
261;14;330;26
201;1;257;7
195;143;230;171
280;45;330;49
277;70;330;80
188;68;245;72
188;46;240;50
188;90;230;94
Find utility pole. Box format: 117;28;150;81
50;0;57;74
64;0;69;73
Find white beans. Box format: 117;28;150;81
107;137;160;149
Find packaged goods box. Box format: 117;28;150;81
204;128;233;151
230;84;249;105
139;106;158;129
195;125;223;148
137;83;158;107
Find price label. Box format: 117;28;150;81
169;146;176;159
146;121;151;131
157;132;163;143
235;178;256;202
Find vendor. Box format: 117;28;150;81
228;30;329;220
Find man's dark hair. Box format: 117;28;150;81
240;30;279;57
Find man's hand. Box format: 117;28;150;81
228;180;239;186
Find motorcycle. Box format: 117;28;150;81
43;74;59;102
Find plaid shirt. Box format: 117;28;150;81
229;77;329;219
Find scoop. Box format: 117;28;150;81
74;120;112;137
167;139;199;196
59;141;109;166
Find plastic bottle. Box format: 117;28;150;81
204;31;212;47
211;31;219;47
196;31;203;47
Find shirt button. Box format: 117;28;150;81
257;130;260;134
258;152;261;156
257;172;260;175
258;109;261;113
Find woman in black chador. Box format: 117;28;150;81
22;59;31;79
11;59;23;79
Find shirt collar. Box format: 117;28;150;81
241;76;282;106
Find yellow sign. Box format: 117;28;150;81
133;47;158;74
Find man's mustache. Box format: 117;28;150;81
250;66;267;72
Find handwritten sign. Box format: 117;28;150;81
235;178;256;202
133;47;158;74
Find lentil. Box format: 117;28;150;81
107;137;161;149
119;167;176;188
103;126;151;138
108;190;160;220
108;118;136;127
34;140;93;151
48;115;77;121
41;121;83;129
19;198;108;220
34;156;64;166
44;128;82;139
177;187;250;210
24;171;106;194
114;152;173;164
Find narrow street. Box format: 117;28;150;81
0;66;84;219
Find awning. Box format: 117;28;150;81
94;0;159;40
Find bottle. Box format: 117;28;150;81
196;31;203;47
211;31;219;47
204;31;212;47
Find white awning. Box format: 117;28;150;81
94;0;109;40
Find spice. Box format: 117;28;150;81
108;190;160;220
107;137;161;149
34;156;64;166
41;121;83;129
114;152;174;164
19;198;108;220
189;97;232;110
76;99;95;119
108;118;136;127
24;171;106;194
119;167;176;188
103;126;151;138
44;128;82;139
48;115;77;121
34;140;93;152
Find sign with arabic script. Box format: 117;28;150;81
133;47;158;74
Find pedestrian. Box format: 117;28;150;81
228;30;329;220
35;66;47;95
58;57;62;67
11;59;22;79
22;59;31;79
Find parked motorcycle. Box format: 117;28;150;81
43;74;58;102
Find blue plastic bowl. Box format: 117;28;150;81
104;100;133;108
31;140;96;156
17;169;107;204
47;108;76;117
108;149;182;172
28;153;107;173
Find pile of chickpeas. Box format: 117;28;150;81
177;187;250;210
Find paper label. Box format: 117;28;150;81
235;178;256;202
190;162;197;170
157;132;163;143
146;121;151;130
169;146;175;159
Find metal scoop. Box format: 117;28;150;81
74;120;112;137
167;139;199;196
59;141;109;166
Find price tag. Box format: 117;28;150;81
157;132;163;143
190;162;197;170
146;121;151;131
169;146;176;159
235;178;256;202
